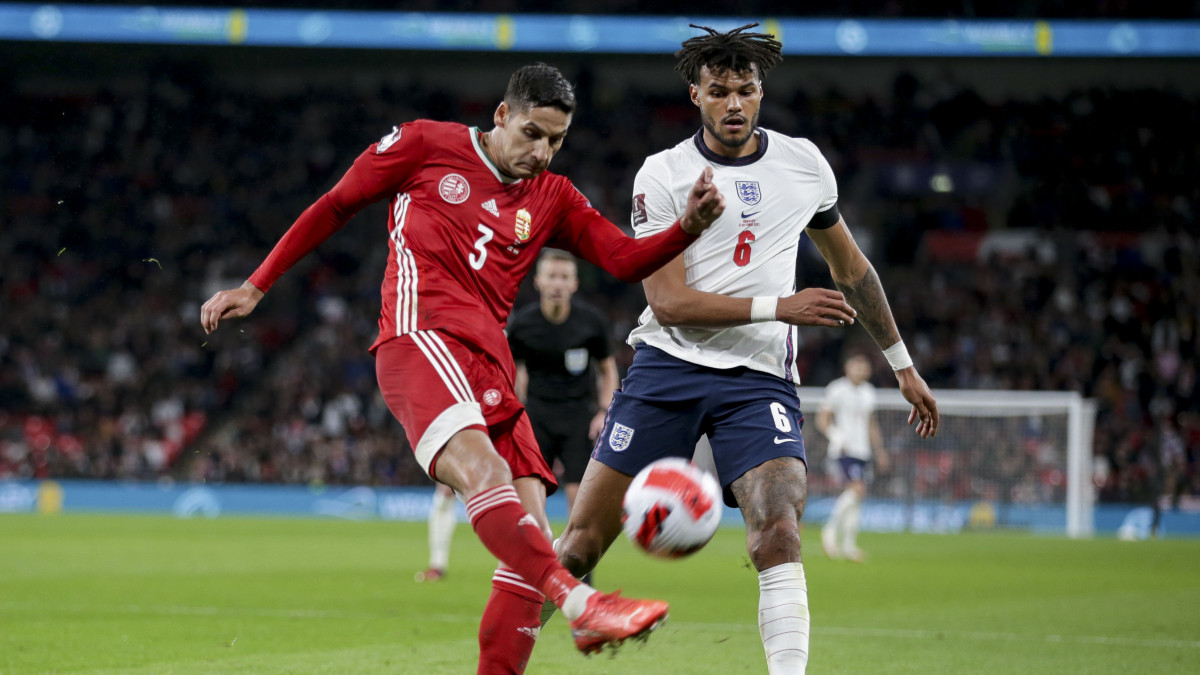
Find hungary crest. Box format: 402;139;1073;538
515;208;532;241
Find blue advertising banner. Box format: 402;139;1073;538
0;479;469;521
3;480;1198;538
1;4;1197;57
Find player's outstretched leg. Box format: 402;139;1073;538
440;431;668;660
547;460;637;627
466;483;667;656
732;457;811;674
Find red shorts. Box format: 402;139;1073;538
375;330;556;491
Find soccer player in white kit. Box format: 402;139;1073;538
554;25;939;673
818;354;889;562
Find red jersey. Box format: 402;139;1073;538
249;120;696;378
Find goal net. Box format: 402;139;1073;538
796;388;1098;538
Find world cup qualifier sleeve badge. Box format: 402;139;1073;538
735;181;762;205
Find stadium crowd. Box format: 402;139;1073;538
1;59;1196;507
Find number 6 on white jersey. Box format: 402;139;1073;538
469;223;494;270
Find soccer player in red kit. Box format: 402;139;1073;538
200;64;725;672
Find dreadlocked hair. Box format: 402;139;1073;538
674;23;783;85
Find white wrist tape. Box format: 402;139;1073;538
883;340;914;371
750;296;778;323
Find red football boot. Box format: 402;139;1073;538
569;591;669;655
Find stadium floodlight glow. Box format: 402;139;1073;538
1;4;1199;56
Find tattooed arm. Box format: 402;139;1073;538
806;218;939;438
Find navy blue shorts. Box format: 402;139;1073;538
837;456;869;483
592;345;807;507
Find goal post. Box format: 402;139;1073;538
796;387;1098;538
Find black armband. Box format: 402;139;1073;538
806;204;841;230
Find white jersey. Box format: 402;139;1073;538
627;128;838;382
820;376;877;461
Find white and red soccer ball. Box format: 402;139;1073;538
622;457;723;559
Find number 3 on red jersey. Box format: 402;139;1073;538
469;224;494;270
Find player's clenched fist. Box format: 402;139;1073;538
200;281;265;334
680;166;725;235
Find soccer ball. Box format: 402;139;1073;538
622;457;723;559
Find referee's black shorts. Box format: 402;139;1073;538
526;401;594;485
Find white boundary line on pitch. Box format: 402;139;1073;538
679;622;1200;650
3;601;1197;650
0;600;485;627
0;600;405;620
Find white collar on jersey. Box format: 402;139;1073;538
471;127;522;185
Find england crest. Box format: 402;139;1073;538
609;423;635;453
735;181;762;206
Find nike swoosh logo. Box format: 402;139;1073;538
741;210;761;218
774;437;798;444
624;607;646;632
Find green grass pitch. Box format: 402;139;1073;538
1;514;1197;674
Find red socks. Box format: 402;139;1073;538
467;485;584;673
477;567;543;674
466;485;581;607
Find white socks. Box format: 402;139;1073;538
542;537;598;623
428;488;457;570
822;489;860;557
841;496;862;555
560;585;597;622
758;562;810;674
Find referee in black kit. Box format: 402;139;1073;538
509;249;618;529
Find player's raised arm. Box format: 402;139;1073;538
806;217;939;438
558;168;723;283
198;182;366;334
199;130;418;335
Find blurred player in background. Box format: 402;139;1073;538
510;249;618;586
552;25;938;674
417;483;457;582
201;63;725;671
510;250;617;517
818;354;888;562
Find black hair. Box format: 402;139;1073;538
674;23;784;85
504;63;576;115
